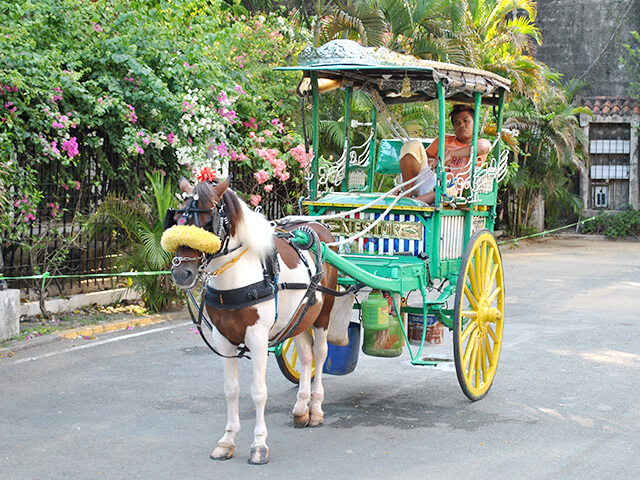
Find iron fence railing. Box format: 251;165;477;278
2;147;296;295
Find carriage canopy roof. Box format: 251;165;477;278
278;40;510;105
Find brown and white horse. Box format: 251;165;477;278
162;177;338;465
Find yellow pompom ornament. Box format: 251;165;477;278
161;225;222;254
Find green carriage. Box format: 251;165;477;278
275;40;509;401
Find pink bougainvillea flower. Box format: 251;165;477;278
134;142;144;154
250;194;262;207
254;169;270;185
278;170;290;182
50;141;60;156
263;129;273;138
234;84;246;95
61;137;79;158
167;132;176;145
92;22;103;33
126;104;138;123
197;167;216;182
216;142;229;157
263;184;273;192
290;144;310;168
271;118;285;133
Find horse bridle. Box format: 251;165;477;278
163;191;235;261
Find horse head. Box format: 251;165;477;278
161;177;233;289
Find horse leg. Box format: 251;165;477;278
291;329;314;428
211;337;241;461
244;324;270;465
309;327;329;427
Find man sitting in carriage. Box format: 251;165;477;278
399;104;492;204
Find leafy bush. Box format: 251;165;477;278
1;0;311;289
582;206;640;238
87;170;180;312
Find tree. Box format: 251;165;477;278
502;79;591;235
622;30;640;101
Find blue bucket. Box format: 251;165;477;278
323;322;360;375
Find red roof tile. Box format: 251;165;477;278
582;96;640;116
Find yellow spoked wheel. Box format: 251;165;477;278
275;330;316;385
453;229;505;401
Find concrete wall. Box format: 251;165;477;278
535;0;639;97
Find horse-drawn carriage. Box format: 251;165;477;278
161;39;509;464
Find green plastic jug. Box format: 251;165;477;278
361;291;389;331
362;313;403;357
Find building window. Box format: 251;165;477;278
592;184;609;208
589;123;630;210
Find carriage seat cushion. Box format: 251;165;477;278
376;139;433;175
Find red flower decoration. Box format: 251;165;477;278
198;167;216;182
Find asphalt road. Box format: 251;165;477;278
1;237;639;480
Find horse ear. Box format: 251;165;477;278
179;176;193;194
212;177;230;199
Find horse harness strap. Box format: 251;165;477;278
210;248;248;277
186;285;251;360
190;225;357;357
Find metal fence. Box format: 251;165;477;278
2;144;298;296
3;136;144;295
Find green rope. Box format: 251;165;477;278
0;270;171;282
498;216;597;246
0;217;600;284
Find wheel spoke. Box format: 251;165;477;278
461;318;478;342
479;243;488;292
473;249;483;293
281;339;292;355
487;323;499;342
468;261;480;303
485;335;495;367
475;336;483;386
462;328;479;366
468;338;479;384
463;283;478;309
488;261;499;292
487;285;502;306
483;245;494;291
480;334;488;381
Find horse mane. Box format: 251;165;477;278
195;181;275;260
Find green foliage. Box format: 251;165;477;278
501;82;590;236
622;31;640;101
1;0;313;294
0;0;309;239
88;170;180;312
582;206;640;239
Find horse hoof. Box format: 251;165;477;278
248;446;269;465
309;413;324;427
211;443;234;461
293;412;309;428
